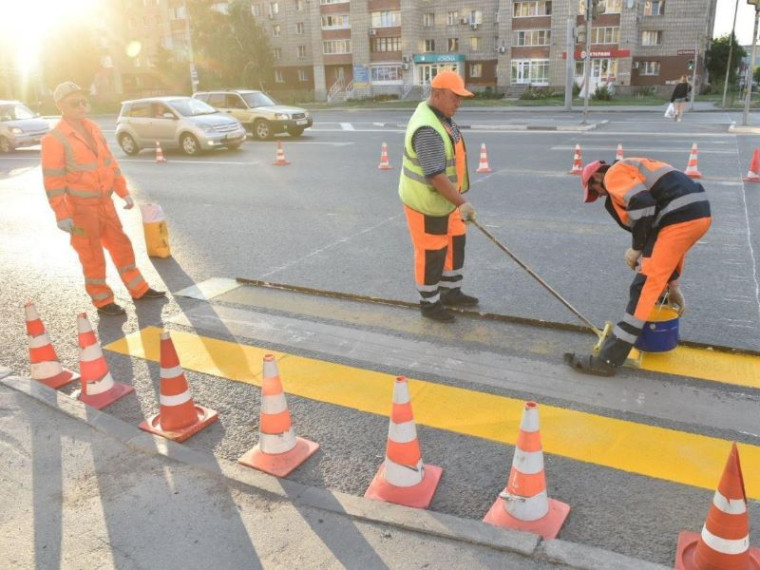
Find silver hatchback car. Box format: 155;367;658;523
0;100;50;153
115;96;247;156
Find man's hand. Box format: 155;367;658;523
624;248;641;270
57;218;74;233
459;202;477;222
668;285;686;315
123;195;134;210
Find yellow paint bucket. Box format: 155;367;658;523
634;305;680;352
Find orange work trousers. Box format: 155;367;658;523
70;199;149;308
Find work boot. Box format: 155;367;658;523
441;289;479;307
563;353;616;377
421;302;455;323
97;302;126;316
137;287;166;300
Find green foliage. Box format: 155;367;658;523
635;86;655;98
572;82;581;98
154;46;192;94
473;86;503;100
519;86;560;100
754;67;760;87
591;85;613;101
39;21;101;96
707;34;746;89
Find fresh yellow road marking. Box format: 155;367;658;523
106;326;760;500
640;346;760;389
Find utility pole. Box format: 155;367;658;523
582;0;592;124
689;39;698;111
722;0;740;108
565;18;574;111
743;1;760;126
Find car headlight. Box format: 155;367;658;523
10;127;22;135
274;113;289;120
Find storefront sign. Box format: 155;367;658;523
413;54;466;63
563;49;631;59
353;64;369;88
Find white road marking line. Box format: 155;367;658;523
551;146;735;154
340;123;355;130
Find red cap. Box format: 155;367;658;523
430;71;474;97
581;160;605;203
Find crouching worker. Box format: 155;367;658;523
564;158;711;376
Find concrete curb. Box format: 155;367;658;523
1;375;669;570
379;121;607;132
728;122;760;134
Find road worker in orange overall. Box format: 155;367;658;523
565;158;711;376
41;82;165;316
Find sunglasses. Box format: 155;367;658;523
67;98;89;108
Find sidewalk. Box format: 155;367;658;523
0;375;667;570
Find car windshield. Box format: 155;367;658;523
0;103;36;121
168;98;218;117
242;92;277;108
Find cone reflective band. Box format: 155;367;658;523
616;143;624;161
25;302;78;389
476;143;492;173
155;141;166;163
378;142;392;170
238;354;318;477
273;141;290;165
364;376;442;509
684;143;702;179
568;144;582;175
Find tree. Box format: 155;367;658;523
706;34;746;89
39;20;102;95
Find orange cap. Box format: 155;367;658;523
430;71;474;97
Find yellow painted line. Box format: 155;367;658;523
640;346;760;389
106;326;760;500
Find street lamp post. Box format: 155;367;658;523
722;0;740;108
742;0;760;126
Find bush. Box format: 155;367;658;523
519;86;560;100
473;86;503;99
572;82;581;98
591;85;613;101
634;86;655;98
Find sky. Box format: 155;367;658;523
714;0;757;44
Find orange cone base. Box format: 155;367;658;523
675;532;760;570
37;369;79;390
273;160;290;166
364;463;443;509
685;171;702;179
378;164;392;170
78;382;134;410
476;166;492;173
139;405;218;443
568;169;581;175
744;175;760;182
483;497;570;540
238;436;319;477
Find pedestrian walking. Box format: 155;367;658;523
670;76;691;122
41;81;165;316
565;158;711;376
398;71;478;323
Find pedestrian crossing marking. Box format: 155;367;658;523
106;326;760;499
640;346;760;389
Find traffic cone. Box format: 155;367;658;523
364;376;442;509
139;330;218;442
377;142;393;170
615;143;624;161
476;143;492;173
155;141;167;163
744;148;760;182
675;443;760;569
483;401;570;539
238;354;319;477
24;302;78;389
684;143;702;178
76;313;134;410
273;141;290;166
568;144;582;175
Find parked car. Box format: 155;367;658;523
115;96;247;156
193;89;312;140
0;100;50;153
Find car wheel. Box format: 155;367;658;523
180;133;201;156
253;119;271;140
118;134;139;156
0;136;12;153
289;128;304;138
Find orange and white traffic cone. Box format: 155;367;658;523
675;443;760;569
139;330;218;442
273;141;290;166
364;376;442;509
378;142;393;170
744;148;760;182
238;354;319;477
684;143;702;179
25;302;78;389
568;144;582;175
76;313;134;410
476;143;492;173
483;401;570;539
155;141;167;163
615;143;624;162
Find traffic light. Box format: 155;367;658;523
688;59;694;71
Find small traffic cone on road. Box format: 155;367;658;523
615;143;624;162
273;141;290;166
76;312;134;410
483;401;570;539
378;142;393;170
155;141;167;163
675;443;760;569
568;144;583;175
139;330;218;442
238;354;319;477
25;302;78;389
684;143;702;179
364;376;442;509
476;143;493;173
744;148;760;182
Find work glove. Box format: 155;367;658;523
624;248;641;270
667;285;686;316
57;218;74;233
458;202;477;223
123;195;134;210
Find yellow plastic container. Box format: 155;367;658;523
140;203;171;258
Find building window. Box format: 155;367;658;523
273;47;282;60
470;63;482;78
370;64;403;82
297;44;308;58
470;37;481;52
448;38;459;52
644;0;665;15
423;13;434;27
579;0;621;15
269;2;279;16
320;0;348;4
423;39;435;52
296;22;305;34
298;69;309;82
273;24;281;36
371;37;401;52
642;30;662;46
295;0;304;10
371;10;401;28
513;29;551;47
470;10;482;24
590;27;620;44
321;14;350;29
275;70;285;83
513;1;552;17
447;11;458;26
511;59;549;84
251;4;260;16
640;61;660;75
322;40;351;54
